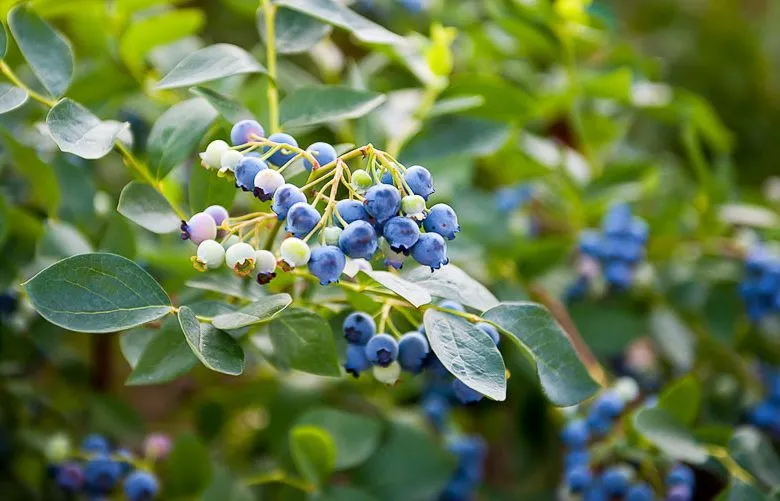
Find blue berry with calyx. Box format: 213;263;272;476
364;184;402;223
397;331;430;373
123;470;159;501
344;343;371;377
308;246;346;285
564;449;590;470
441;435;486;499
603;203;633;236
566;465;592;493
602;466;631;496
365;333;399;367
264;132;298;166
231;119;264;145
272;184;306;220
339;220;378;259
411;232;448;270
626;482;654;501
304;142;337;172
476;322;499;346
403;165;434;200
84;454;122;493
335;199;370;227
666;464;694;488
423;203;459;240
452;379;484;404
590;390;625;419
380;170;394;184
56;462;84;492
439;300;465;312
81;434;110;454
561;419;589;448
285;202;321;238
382;216;420;253
343;312;376;345
235;156;267;191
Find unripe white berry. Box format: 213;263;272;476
613;377;640;403
220;150;243;174
323;226;342;246
402;194;426;216
225;242;256;276
255;250;277;274
254;169;285;201
201;140;230;168
196;240;226;270
373;361;401;385
279;237;311;267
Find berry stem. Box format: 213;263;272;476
261;0;280;133
705;445;754;484
378;303;391;334
304;161;344;242
264;219;283;251
244;469;314;492
0;61;57;107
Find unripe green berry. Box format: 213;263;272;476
193;239;226;271
225;242;256;276
323;226;342;246
44;434;71;463
220;150;243;174
373;361;401;385
351;169;373;193
280;237;311;267
202;140;230;168
402;194;426;216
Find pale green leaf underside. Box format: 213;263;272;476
211;293;292;330
117;181;181;234
156;43;267;89
0;84;28;114
47;98;128;159
360;270;430;308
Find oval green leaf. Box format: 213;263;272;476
482;302;600;407
258;6;331;54
156;43;267;90
281;86;386;128
47;99;129;159
729;427;780;487
190;86;252;123
0;84;27;114
23;253;172;333
0;21;7;58
211;293;292;330
290;425;336;487
126;324;198;385
297;408;383;470
268;308;341;377
177;306;244;376
8;5;73;97
360;270;431;308
405;264;498;312
633;407;709;464
117;181;181;234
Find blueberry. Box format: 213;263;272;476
181;212;217;245
603;203;633;235
116;448;134;475
603;261;633;289
280;238;311;267
84;454;122;493
564;449;590;470
630;218;649;243
272;184;307;220
411;232;448;270
579;230;603;257
423;204;459;240
666;485;692;501
364;184;402;223
309;245;346;285
566;465;592;493
235;156;267;191
351;169;373;193
397;331;430;373
285;203;321;238
382;216;420;253
255;249;278;284
561;419;590;448
253;169;285;201
304;142;337;172
476;322;500;346
343;312;376;345
195;240;226;270
439;300;465;312
56;462;84;492
626;482;654;501
344;343;371;377
335;199;370;228
403;165;434;200
81;434;110;454
452;379;484;404
666;464;694;487
591;391;625;418
601;466;630;496
586;412;613;437
225;243;256;276
264;132;298;166
339;220;378;259
422;394;449;430
380;170;394;185
204;205;229;227
382;242;406;270
231;119;265;145
123;470;159;501
364;333;398;367
201;140;230;168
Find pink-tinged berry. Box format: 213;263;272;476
181;212;217;244
204;205;229;227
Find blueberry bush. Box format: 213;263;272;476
1;0;779;500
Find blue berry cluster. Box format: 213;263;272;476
747;366;780;435
47;433;166;500
739;245;780;323
438;435;487;501
190;118;459;286
567;203;649;300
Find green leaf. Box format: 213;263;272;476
155;43;267;90
404;264;498;312
165;433;212;496
280;86;385;128
38;220;93;259
202;465;256;501
258;6;331;54
188;161;236;213
23;253;172;333
717;480;768;501
119;328;157;368
314;486;378;501
482;302;600;407
126;324;198;385
360;270;431;308
0;84;27;113
650;307;696;372
428;95;485;118
211;294;292;330
0;21;7;59
46;99;128;159
274;0;403;45
289;425;336;487
2;133;60;214
401;116;510;164
658;376;702;426
297;408;383;470
423;309;506;401
186;272;264;301
729;427;780;488
117;181;181;234
268;308;341;377
178;306;244;376
632;407;709;464
119;9;204;76
0;193;8;248
147;97;218;179
355;421;454;501
7;5;73;97
99;214;137;258
191;86;252;123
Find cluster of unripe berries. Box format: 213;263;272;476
739;245;780;323
567;204;649;300
560;381;695;501
746;366;780;436
439;435;487;501
45;433;169;500
187;119;460;285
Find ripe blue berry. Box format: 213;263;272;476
602;466;631;496
412;233;448;270
204;205;229;227
123;470;159;501
309;245;346;285
666;464;694;487
382;216;420;253
591;391;625;418
84;454;122;493
365;333;399;367
264;132;298;166
564;449;590;470
561;419;590;448
335;199;370;227
604;261;633;290
253;169;285;201
423;204;459;240
344;343;371;377
285;202;320;238
343;312;376;345
304;142;337;172
231;119;265;145
272;184;307;220
422;394;449;430
603;203;632;236
476;322;500;345
439;300;465;312
235;156;267;191
181;212;217;245
365;184;402;223
626;482;654;501
81;434;110;454
380;170;394;185
56;463;84;492
452;378;484;404
566;465;592;493
339;220;378;259
403;165;434;200
397;331;430;373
